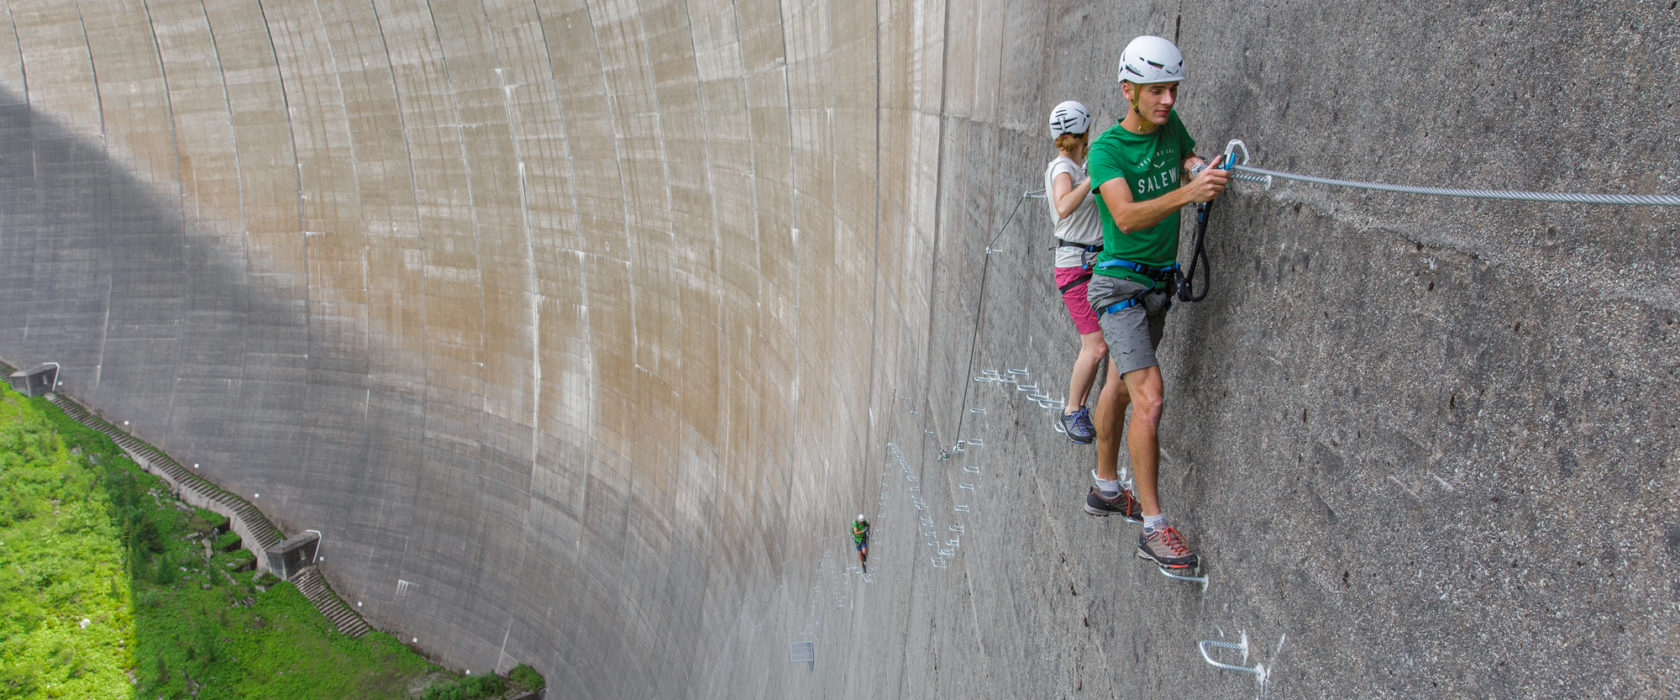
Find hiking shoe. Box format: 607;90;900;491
1083;486;1142;522
1136;526;1199;570
1061;406;1095;444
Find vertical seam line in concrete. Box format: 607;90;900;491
526;0;595;504
627;0;675;407
917;0;949;446
877;6;911;700
197;0;248;239
76;4;110;399
422;0;493;417
253;0;312;357
479;0;542;501
140;0;190;446
198;0;253;393
579;0;637;359
141;2;186;206
75;5;106;144
726;0;770;577
6;8;27;104
526;8;595;622
310;0;372;438
673;0;726;690
367;0;432;585
864;0;882;558
775;0;801;436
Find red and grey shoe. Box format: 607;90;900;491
1136;525;1199;570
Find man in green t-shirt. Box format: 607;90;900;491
852;515;870;572
1080;35;1228;571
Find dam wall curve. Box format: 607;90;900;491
0;1;1674;695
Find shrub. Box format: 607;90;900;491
509;663;545;690
422;673;508;700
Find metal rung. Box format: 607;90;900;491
946;538;961;548
967;438;984;447
954;504;970;513
1155;565;1210;591
938;549;954;557
1198;637;1263;677
963;465;980;474
959;483;975;490
969;408;987;415
1007;368;1028;376
932;557;949;569
949;524;964;533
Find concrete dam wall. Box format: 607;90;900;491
0;0;1674;696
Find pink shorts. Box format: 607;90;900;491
1055;267;1102;335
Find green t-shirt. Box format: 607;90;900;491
852;521;869;542
1087;112;1197;285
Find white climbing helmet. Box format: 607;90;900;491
857;514;866;523
1118;35;1185;85
1048;100;1092;137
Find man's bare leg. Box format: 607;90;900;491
1122;365;1165;515
1093;358;1131;482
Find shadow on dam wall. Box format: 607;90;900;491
0;1;1678;696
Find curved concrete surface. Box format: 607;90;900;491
0;1;1676;696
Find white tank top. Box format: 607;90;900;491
1043;155;1101;269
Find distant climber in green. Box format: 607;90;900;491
852;514;870;573
1082;35;1228;571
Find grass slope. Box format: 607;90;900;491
0;385;543;699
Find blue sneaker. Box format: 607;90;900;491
1060;406;1095;444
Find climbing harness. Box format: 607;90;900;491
1094;258;1179;314
1053;239;1103;292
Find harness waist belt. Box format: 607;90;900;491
1097;258;1179;281
1056;239;1103;250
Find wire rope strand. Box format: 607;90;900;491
955;189;1040;444
1231;164;1680;207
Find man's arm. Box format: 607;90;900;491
1097;166;1229;233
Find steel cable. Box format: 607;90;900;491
1229;163;1680;207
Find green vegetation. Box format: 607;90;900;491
0;384;546;699
508;663;546;692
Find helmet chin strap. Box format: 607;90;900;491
1124;84;1159;129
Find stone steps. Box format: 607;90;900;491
16;364;372;640
291;567;371;637
42;394;288;552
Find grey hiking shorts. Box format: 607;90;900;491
1087;273;1172;377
